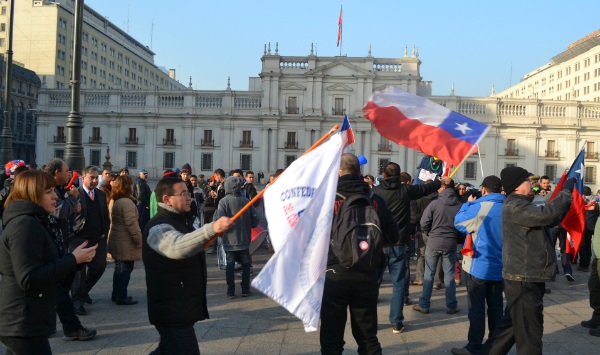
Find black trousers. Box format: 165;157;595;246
0;335;52;355
149;323;200;355
589;258;600;322
70;237;107;306
482;279;545;355
55;270;82;332
320;264;381;355
579;230;593;268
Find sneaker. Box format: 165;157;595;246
412;280;423;286
64;327;97;341
454;278;461;286
565;274;575;282
412;305;429;314
433;283;442;290
241;291;251;297
582;319;600;328
226;293;235;299
404;297;412;305
451;347;475;355
447;307;461;315
392;322;405;334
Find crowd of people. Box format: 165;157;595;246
1;155;600;355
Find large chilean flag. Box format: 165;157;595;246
363;86;489;166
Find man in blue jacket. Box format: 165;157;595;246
451;175;505;355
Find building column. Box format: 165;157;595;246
268;127;278;172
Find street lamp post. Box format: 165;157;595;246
64;0;85;172
0;0;15;165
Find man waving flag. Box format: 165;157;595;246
363;86;489;166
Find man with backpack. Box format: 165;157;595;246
320;153;400;355
373;162;447;334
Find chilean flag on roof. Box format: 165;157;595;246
363;86;489;166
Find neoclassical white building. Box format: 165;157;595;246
35;45;600;191
496;29;600;102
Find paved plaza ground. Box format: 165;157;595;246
1;246;599;354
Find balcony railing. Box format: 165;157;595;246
332;108;346;116
240;140;253;148
586;152;599;160
505;148;519;156
544;150;559;158
201;139;214;147
125;137;138;144
163;138;176;146
286;106;299;114
54;135;65;143
378;144;392;152
284;141;298;149
89;136;102;144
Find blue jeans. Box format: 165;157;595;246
464;272;504;353
225;249;251;295
112;260;135;301
384;245;407;324
419;247;457;311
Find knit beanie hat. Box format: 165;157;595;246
500;167;530;195
181;163;192;173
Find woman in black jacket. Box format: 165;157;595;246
0;171;97;354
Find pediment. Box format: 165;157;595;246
308;60;375;78
326;83;353;92
281;82;306;91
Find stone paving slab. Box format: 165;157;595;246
0;248;597;354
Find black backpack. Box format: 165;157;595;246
330;193;385;273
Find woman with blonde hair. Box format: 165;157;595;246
0;171;96;354
107;175;142;305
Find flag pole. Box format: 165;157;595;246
204;124;341;247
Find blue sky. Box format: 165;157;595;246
86;0;600;97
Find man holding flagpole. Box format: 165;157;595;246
481;167;574;354
320;153;400;355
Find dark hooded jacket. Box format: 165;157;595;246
328;175;400;265
420;188;462;251
216;177;259;251
0;200;77;337
373;176;441;245
502;191;571;282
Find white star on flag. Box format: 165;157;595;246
454;122;473;135
576;163;584;180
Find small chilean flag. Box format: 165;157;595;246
341;114;354;149
363;86;489;166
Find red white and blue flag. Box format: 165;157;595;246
337;5;342;47
550;148;586;258
340;114;354;150
363;86;489;166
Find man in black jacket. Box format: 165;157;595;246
372;162;447;334
143;177;232;354
482;167;573;355
134;168;152;230
320;154;400;354
46;159;97;340
70;166;110;316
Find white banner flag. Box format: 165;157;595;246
252;134;342;332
